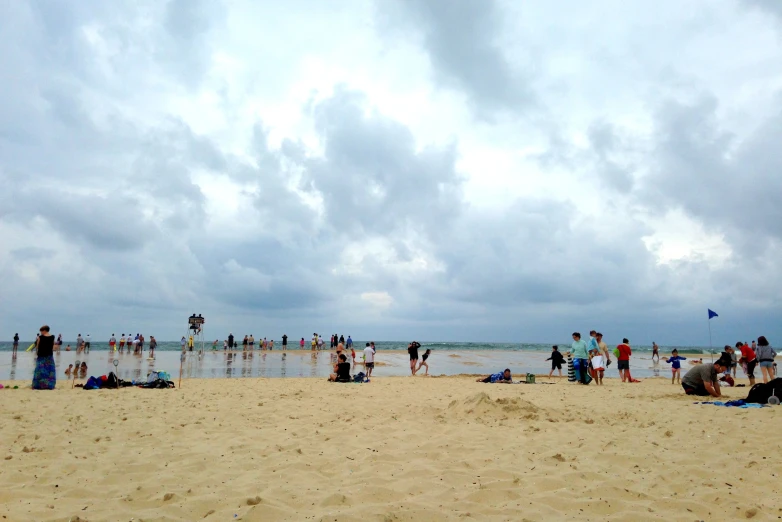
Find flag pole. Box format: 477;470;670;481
708;317;713;363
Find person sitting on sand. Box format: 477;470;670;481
476;369;513;383
681;357;729;397
547;345;565;378
328;353;352;382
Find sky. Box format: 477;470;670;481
1;0;781;345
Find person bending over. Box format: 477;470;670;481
681;358;729;397
476;369;512;383
328;354;352;382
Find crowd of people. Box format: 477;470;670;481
17;324;774;396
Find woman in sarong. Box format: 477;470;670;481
32;325;56;390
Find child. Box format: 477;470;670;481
64;364;74;376
547;345;565;378
223;339;228;351
79;362;88;375
417;349;431;376
664;349;687;384
590;348;605;385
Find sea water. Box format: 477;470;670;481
0;340;716;382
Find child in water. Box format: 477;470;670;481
664;349;687;384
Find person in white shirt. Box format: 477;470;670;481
84;334;91;353
363;343;375;379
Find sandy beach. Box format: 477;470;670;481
1;375;780;521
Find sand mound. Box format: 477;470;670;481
445;392;540;422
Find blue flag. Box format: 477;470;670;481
708;309;718;319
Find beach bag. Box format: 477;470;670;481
525;373;536;384
106;372;119;388
353;372;365;383
744;378;782;404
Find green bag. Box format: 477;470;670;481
525;373;536;384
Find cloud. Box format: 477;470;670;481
377;0;534;116
0;0;780;346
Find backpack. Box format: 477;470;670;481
744;378;782;404
353;372;366;383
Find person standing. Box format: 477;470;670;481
756;336;776;383
180;336;186;352
312;334;318;351
346;336;353;350
652;342;660;363
547;345;565;378
109;333;116;351
596;333;611;367
120;333;126;352
363;342;375;380
738;341;757;386
12;333;19;356
408;341;421;375
32;325;56;390
228;333;235;350
282;334;288;350
616;338;632;383
76;333;83;352
569;332;590;384
665;349;687;384
339;334;345;345
149;336;157;358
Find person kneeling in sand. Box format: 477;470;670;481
328;354;352;383
476;369;512;383
681;358;729;397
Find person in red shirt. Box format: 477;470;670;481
616;338;632;383
737;341;757;386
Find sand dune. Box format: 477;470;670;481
1;376;780;521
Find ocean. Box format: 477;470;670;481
0;340;719;382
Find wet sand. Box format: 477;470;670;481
0;349;709;382
1;375;779;521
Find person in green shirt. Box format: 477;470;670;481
569;332;590;384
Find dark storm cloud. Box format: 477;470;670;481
300;86;462;239
377;0;534;116
640;94;782;248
